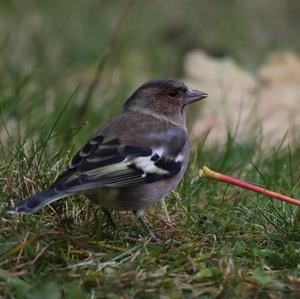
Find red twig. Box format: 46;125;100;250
200;166;300;206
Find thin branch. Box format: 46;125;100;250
74;0;135;123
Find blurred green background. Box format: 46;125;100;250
1;0;300;149
2;0;300;76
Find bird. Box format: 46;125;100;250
7;78;207;240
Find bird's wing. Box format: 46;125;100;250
52;127;187;193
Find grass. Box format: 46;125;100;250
1;1;300;298
2;110;300;298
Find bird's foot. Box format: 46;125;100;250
133;210;160;242
148;231;160;242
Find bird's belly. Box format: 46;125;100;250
87;174;183;212
100;185;164;211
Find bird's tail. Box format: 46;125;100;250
6;188;68;215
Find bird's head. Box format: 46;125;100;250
124;78;207;126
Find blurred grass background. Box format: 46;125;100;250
2;0;300;145
1;1;300;298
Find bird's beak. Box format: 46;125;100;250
185;88;208;105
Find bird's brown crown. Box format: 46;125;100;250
137;78;187;93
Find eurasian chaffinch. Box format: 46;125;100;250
7;78;207;240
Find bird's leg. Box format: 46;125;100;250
103;208;116;230
133;210;159;242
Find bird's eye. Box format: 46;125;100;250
168;89;179;97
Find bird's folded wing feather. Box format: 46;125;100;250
52;127;187;193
